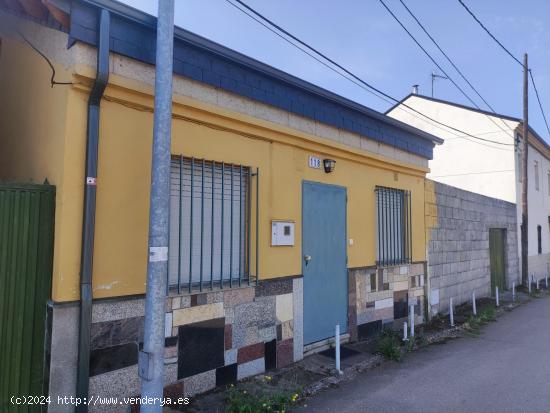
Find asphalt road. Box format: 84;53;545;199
296;296;550;413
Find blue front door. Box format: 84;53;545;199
302;181;348;344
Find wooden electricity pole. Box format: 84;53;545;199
521;53;529;286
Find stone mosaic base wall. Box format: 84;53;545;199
76;277;303;412
348;263;426;341
426;181;519;315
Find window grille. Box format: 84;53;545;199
375;186;412;267
168;156;259;292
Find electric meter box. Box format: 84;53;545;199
271;221;295;246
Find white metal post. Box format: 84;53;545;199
472;291;477;316
495;286;499;307
512;281;516;301
335;324;342;374
546;275;548;288
537;278;540;290
409;304;415;337
403;321;408;341
449;297;455;327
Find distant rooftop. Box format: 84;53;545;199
387;93;550;152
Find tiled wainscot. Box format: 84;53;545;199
86;277;303;412
348;263;427;341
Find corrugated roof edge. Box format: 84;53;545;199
386;93;550;154
76;0;443;152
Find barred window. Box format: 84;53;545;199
375;186;412;266
169;156;257;292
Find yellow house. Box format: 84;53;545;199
0;0;442;408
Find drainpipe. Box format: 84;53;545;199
76;9;110;412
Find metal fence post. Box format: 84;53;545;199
335;324;342;374
139;1;175;410
449;297;455;327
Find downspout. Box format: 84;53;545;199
76;8;110;411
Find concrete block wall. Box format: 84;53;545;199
426;181;519;315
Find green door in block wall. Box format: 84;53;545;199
0;183;55;412
302;181;348;344
489;228;507;293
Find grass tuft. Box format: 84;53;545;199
464;305;496;336
376;329;402;361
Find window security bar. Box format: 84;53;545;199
375;186;412;267
168;156;259;293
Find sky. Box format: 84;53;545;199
118;0;550;143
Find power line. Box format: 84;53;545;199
456;0;522;66
388;102;514;151
456;0;550;140
224;0;394;105
17;31;74;87
529;69;550;138
378;0;483;111
379;0;512;139
444;134;514;152
378;0;481;109
227;0;514;147
397;0;512;136
431;169;514;178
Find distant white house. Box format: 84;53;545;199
387;93;550;280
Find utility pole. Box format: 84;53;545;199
521;53;529;287
139;1;174;411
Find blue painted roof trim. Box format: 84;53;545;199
70;0;442;159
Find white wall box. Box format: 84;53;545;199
271;221;295;246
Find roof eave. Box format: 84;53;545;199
79;0;444;149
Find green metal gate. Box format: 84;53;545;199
489;228;506;294
0;183;55;412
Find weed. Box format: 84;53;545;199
405;332;427;352
423;314;447;332
464;315;481;336
404;337;415;352
376;329;402;361
464;305;496;336
226;386;299;413
478;306;496;323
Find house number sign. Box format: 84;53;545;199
308;155;321;169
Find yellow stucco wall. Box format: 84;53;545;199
0;33;75;299
79;80;429;301
1;32;431;302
